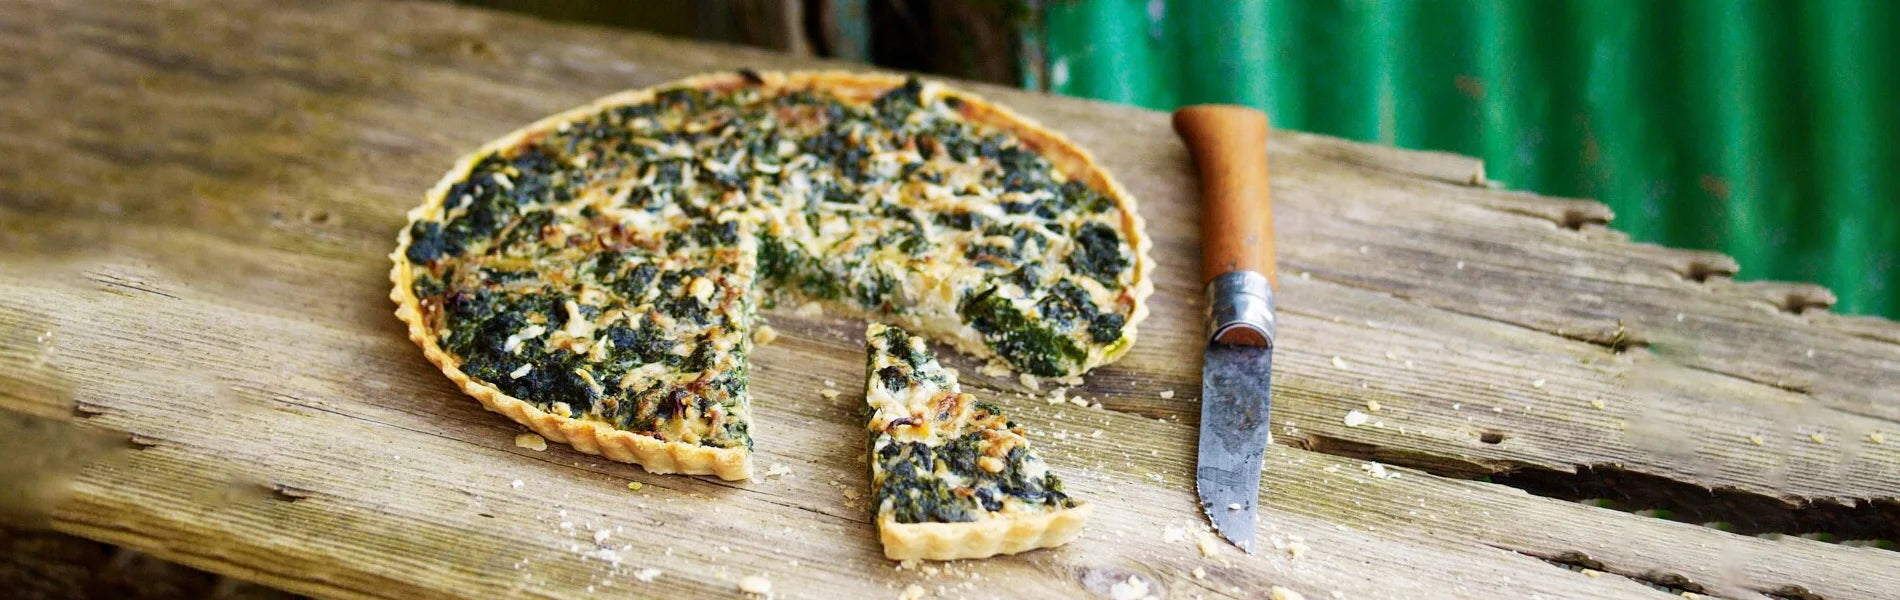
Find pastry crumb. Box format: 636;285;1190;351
824;379;836;388
1019;373;1040;390
515;433;548;451
1748;435;1765;446
633;568;661;582
764;463;793;478
978;360;1011;378
1270;586;1305;600
1330;356;1350;370
627;481;643;491
1160;389;1175;399
1589;399;1606;410
1365;400;1382;412
510;479;524;489
1810;433;1827;444
1191;567;1207;580
739;575;772;596
898;584;927;600
1869;432;1886;445
1196;532;1223;558
1361;461;1397;479
1287;541;1309;558
1581;569;1602;578
1343;410;1369;428
1108;576;1150;600
1532;378;1547;389
752;325;779;345
821;389;840;399
1161;524;1188;544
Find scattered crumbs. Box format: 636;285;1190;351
823;379;837;388
1330;356;1350;370
1322;465;1340;474
1365;400;1382;413
738;575;772;597
752;325;779;345
1161;524;1189;544
843;489;861;500
720;545;732;553
510;479;524;489
1581;569;1602;578
1869;432;1886;445
633;568;661;583
627;481;644;491
1532;379;1547;389
1748;435;1765;446
1070;395;1090;408
1196;532;1223;558
515;433;548;451
1091;429;1103;439
821;389;841;400
1270;586;1305;600
1492;406;1504;413
1383;351;1397;361
1342;410;1370;428
1192;567;1207;580
1810;433;1827;444
794;301;823;317
897;558;920;571
1227;503;1243;511
1019;373;1040;390
921;564;940;576
765;463;793;478
1452;403;1461;411
593;529;611;544
1160;389;1176;399
1108;575;1151;600
898;584;927;600
1589;399;1606;411
1287;541;1309;559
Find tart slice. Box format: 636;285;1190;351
863;323;1090;560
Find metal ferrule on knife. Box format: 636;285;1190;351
1205;270;1276;348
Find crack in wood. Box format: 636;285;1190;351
1492;545;1739;599
1299;432;1898;552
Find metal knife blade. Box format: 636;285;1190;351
1174;104;1279;553
1198;342;1274;553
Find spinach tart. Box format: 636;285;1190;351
864;323;1089;560
390;71;1151;481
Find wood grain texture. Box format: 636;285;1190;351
2;1;1897;599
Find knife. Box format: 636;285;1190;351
1173;105;1278;553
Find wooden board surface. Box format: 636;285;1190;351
2;1;1898;599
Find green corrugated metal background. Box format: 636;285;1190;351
1032;0;1899;318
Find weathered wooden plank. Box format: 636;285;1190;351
2;0;1897;599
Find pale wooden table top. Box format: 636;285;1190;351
2;1;1896;598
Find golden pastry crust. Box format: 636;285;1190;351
391;71;1150;481
878;504;1093;561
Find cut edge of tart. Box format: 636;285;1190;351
864;323;1090;560
390;71;1152;482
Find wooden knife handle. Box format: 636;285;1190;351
1172;105;1277;287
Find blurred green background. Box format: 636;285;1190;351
457;0;1900;319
